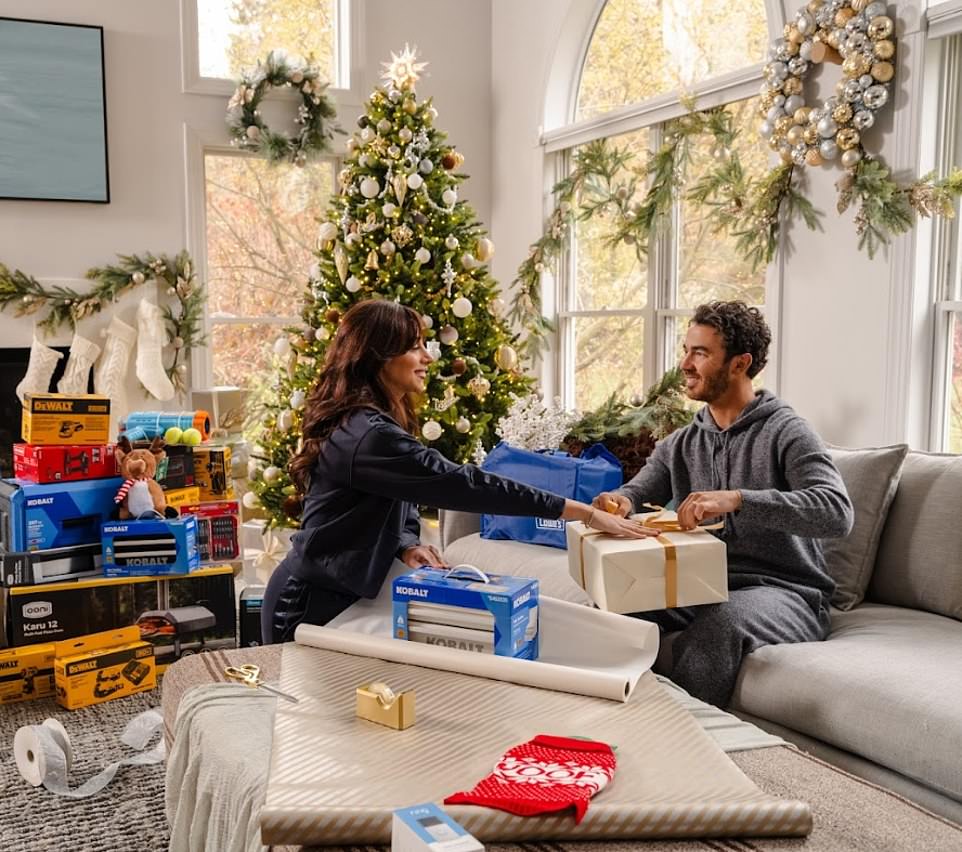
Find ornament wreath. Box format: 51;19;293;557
227;49;341;166
0;250;206;395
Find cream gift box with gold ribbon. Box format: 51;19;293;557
566;513;728;613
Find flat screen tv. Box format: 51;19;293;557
0;17;109;203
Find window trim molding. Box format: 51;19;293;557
928;0;962;40
179;0;365;104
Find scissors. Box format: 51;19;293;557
224;664;299;703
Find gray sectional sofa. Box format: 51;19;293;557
438;447;962;824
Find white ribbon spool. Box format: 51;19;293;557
14;709;165;798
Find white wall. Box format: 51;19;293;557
490;0;932;449
0;0;493;409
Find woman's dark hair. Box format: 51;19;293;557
289;299;423;493
691;300;771;379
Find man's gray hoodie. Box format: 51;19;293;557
617;390;854;609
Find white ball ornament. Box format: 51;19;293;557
273;336;292;358
277;409;294;431
360;177;380;198
360;127;374;142
315;326;330;341
407;173;424;190
380;239;396;256
291;389;306;410
422;420;443;441
399;127;413;142
131;271;145;285
415;247;431;264
452;297;473;318
421;314;434;329
841;148;863;168
488;297;505;317
382;202;397;217
317;221;337;242
263;465;282;483
445;235;459;250
242;490;261;509
439;325;459;345
376;118;392;133
460;253;477;270
346;275;362;293
419;158;434;174
442;189;458;207
246;124;261;139
456;417;471;434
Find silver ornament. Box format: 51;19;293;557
784;94;805;114
766;105;783;123
819;139;840;160
380;239;396;256
846;33;869;53
792;144;808;166
376;118;391;133
864;2;887;20
817;117;838;138
799;40;814;60
796;12;814;35
862;85;888;109
841;148;863;168
852;110;875;130
843;80;863;102
419;158;434;174
787;58;808;76
758;120;774;139
773;94;786;107
769;61;788;80
859;74;874;89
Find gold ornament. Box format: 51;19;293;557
874;39;895;60
365;249;379;270
786;125;805;146
760;91;776;110
788;25;805;44
803;125;819;145
786;40;800;56
783;77;803;96
333;242;349;284
871;61;894;82
851;0;869;10
779;146;794;164
807;0;823;10
475;237;495;262
868;16;894;40
494;344;518;371
834;7;855;26
392;174;407;206
403;98;417;115
836;128;860;150
832;103;853;124
793;107;812;125
774;115;793;135
805;148;824;166
842;54;871;77
467;375;490;401
782;23;793;38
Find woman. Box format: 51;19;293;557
261;299;650;643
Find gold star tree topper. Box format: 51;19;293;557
381;44;428;92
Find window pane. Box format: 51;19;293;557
577;0;769;122
573;127;649;311
211;321;279;404
948;313;962;454
573;316;645;411
197;0;337;84
677;98;767;309
205;153;334;319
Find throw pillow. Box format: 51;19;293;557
823;444;908;610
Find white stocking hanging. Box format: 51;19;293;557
94;315;137;422
16;335;64;404
135;300;175;402
57;332;102;395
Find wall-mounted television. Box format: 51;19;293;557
0;17;109;203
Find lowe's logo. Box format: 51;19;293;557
396;587;428;597
535;518;564;531
26;497;55;507
22;601;53;619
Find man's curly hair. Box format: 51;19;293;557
691;301;771;379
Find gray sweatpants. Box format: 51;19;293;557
634;584;830;709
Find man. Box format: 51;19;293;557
594;300;853;709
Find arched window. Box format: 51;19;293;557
551;0;776;411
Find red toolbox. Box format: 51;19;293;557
13;444;118;484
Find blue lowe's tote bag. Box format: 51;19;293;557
480;442;623;549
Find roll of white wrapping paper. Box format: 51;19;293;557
14;710;165;798
296;595;658;703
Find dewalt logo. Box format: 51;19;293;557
34;401;74;412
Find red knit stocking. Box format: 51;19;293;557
444;734;616;824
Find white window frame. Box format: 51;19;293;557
544;0;785;409
926;30;962;451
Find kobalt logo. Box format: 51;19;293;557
23;601;53;619
396;587;428;597
102;525;128;534
514;591;531;608
125;558;163;565
26;497;55;507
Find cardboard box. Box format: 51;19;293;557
192;446;234;501
392;567;539;660
2;566;237;667
164;486;201;510
21;393;110;446
1;543;102;586
0;477;125;552
13;443;118;483
190;386;248;435
54;627;156;709
179;500;240;562
134;442;194;491
101;516;200;577
566;515;728;613
0;642;55;704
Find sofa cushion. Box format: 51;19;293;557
823;444;908;610
441;532;592;605
867;451;962;621
731;603;962;802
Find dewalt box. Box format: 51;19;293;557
163;486;200;510
0;642;55;704
192;446;234;501
22;393;111;446
2;566;237;669
54;627;156;709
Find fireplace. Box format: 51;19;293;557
0;346;91;478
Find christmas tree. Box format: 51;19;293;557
248;46;531;527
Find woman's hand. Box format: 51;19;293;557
400;543;449;569
585;508;659;539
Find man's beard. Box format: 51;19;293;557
686;366;730;403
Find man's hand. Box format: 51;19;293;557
591;492;633;518
400;544;449;569
676;490;742;529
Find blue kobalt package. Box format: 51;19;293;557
101;516;200;576
0;477;125;552
392;565;539;660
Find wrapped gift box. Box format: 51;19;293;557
566;515;727;613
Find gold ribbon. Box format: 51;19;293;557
577;507;723;609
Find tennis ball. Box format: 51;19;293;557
181;427;202;446
164;426;183;445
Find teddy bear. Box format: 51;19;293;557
114;436;175;520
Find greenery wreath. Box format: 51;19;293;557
758;0;896;169
226;49;341;166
